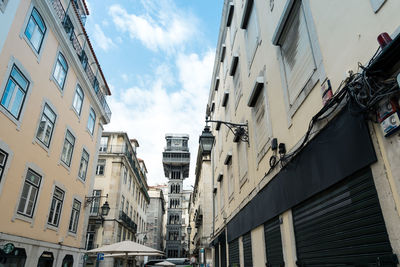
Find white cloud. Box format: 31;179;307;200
92;24;115;51
108;2;197;53
105;50;215;187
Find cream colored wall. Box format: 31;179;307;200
0;0;105;249
210;0;400;265
211;0;400;234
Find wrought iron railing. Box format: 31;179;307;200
50;0;111;121
100;145;150;201
119;211;137;233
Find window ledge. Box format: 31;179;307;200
33;138;51;155
12;213;34;226
59;160;72;174
70;106;82;121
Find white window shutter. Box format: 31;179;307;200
280;3;316;105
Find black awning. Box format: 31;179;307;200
227;105;377;242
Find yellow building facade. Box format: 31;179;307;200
0;0;111;266
206;0;400;266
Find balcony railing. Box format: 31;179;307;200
100;145;150;201
119;211;138;233
162;152;190;163
50;0;111;122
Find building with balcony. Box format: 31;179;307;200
0;0;111;266
162;134;190;258
188;146;213;266
205;0;400;266
85;132;150;266
146;187;166;254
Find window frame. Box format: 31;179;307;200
60;129;75;168
24;7;46;53
47;186;65;227
241;0;260;67
273;0;325;124
52;52;69;91
17;168;42;218
68;199;81;233
35;102;57;149
77;148;89;181
96;159;106;175
72;84;84;116
87;107;96;135
0;64;30;121
0;148;9;183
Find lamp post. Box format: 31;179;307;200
199;126;215;155
204;119;249;144
187;225;192;257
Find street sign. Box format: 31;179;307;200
97;253;104;261
2;243;14;255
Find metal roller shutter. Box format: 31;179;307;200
229;239;240;267
264;217;285;267
293;167;398;266
243;232;253;267
215;245;219;267
221;241;227;267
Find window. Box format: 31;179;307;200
99;137;108;152
233;60;242;107
117;225;122;242
87;108;96;134
36;104;56;147
61;130;75;167
129;175;132;190
237;141;248;182
78;149;89;181
220;179;225;210
17;169;41;217
228;165;234;197
125;201;129;214
72;85;84;115
68;199;81;233
123;167;127;184
248;77;271;160
47;187;64;227
242;0;259;65
274;0;321;112
24;8;46;52
95;159;105;175
90;190;101;214
121;195;125;212
53;53;68;89
0;149;9;182
1;65;29;120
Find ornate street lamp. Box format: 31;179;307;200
199;126;215;155
187;225;192;255
101;201;110;216
205;119;249;144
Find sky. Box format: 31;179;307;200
84;0;223;188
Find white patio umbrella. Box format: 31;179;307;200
155;261;176;266
87;241;164;267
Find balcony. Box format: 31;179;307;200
162;152;190;165
100;145;150;201
49;0;111;122
119;211;138;233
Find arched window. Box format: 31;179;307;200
24;8;47;52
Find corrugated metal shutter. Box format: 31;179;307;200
243;232;253;267
293;167;398;266
229;239;240;267
215;245;219;267
221;241;227;267
264;217;285;267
